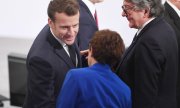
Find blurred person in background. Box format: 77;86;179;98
164;0;180;107
77;0;104;67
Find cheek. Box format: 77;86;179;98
129;15;140;28
55;29;67;39
75;26;79;33
128;18;135;27
56;27;66;34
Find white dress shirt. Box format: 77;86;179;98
136;18;155;35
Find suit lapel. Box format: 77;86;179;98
116;34;137;74
116;17;162;74
78;0;97;27
55;47;75;68
47;28;75;68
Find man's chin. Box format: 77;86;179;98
65;40;75;45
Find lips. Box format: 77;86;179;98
65;35;74;41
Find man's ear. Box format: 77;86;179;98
48;18;53;28
144;7;150;16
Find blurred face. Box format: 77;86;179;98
48;12;79;45
121;1;148;29
89;0;104;4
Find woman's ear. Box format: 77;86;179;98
89;47;93;57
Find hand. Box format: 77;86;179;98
80;49;89;56
80;49;89;60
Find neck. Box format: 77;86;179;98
89;58;97;66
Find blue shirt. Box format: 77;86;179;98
56;63;132;108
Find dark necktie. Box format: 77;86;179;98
132;33;138;43
68;45;76;66
94;10;98;27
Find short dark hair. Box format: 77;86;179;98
125;0;164;17
47;0;79;22
89;29;125;70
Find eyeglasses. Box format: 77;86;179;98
122;5;135;15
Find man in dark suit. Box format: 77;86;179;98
77;0;104;67
116;0;178;108
77;0;104;51
164;0;180;107
23;0;81;108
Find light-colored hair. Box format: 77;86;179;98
125;0;164;17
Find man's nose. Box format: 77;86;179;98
67;27;74;35
122;11;127;17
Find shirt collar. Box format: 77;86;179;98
137;17;155;35
50;28;66;47
82;0;96;17
166;0;180;17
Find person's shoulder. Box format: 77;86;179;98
67;67;94;78
69;67;90;74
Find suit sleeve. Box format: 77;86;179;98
27;56;55;108
56;70;79;108
134;38;165;108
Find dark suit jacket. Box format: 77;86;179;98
116;17;178;108
164;2;180;108
77;0;98;51
23;25;82;108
